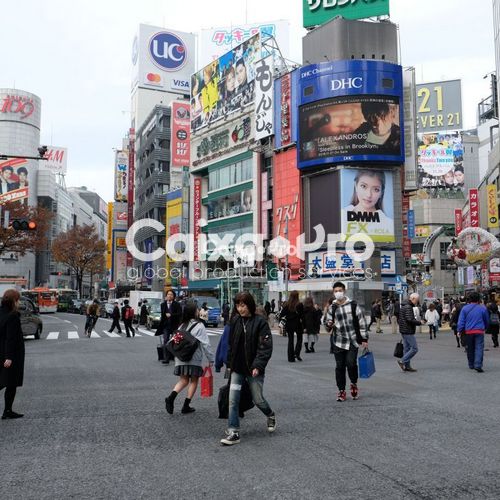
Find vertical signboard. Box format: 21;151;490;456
469;188;479;228
255;56;274;140
402;193;411;258
380;250;397;276
127;128;135;267
107;203;113;274
454;208;463;236
407;209;415;239
171;101;191;170
487;184;499;228
114;150;128;202
144;239;153;286
403;67;417;190
193;177;202;262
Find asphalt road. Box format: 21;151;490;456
1;314;500;500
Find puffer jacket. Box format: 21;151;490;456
398;301;421;335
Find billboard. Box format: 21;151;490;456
487;184;499;228
114;150;128;202
307;251;364;277
171;101;191;169
274;69;299;149
416;80;462;133
131;24;196;95
191;34;261;134
303;0;390;29
40;146;67;174
340;168;395;243
297;60;404;168
417;131;464;198
0;158;30;204
255;56;274;140
199;20;290;67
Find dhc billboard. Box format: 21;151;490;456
297;60;404;169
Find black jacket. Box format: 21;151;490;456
398;301;421;335
228;315;273;375
303;306;321;334
0;307;25;389
155;300;182;336
279;302;304;331
112;306;120;320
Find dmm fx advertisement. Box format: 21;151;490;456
340;168;395;243
298;60;404;169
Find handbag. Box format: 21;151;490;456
393;340;404;358
166;322;200;362
490;313;499;325
217;376;255;419
200;366;213;398
358;349;376;379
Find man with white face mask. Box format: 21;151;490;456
325;282;368;402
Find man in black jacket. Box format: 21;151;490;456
220;291;275;446
108;301;122;334
155;289;182;347
121;299;135;338
398;293;425;372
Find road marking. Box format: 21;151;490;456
68;331;79;339
64;320;71;323
137;328;154;336
103;330;121;338
46;332;59;340
90;331;100;338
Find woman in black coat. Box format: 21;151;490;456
279;291;304;362
0;289;25;419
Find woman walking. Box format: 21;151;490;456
164;301;214;415
279;291;304;362
424;303;440;339
486;299;499;348
0;289;25;419
303;297;319;353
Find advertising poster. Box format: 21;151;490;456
207;188;253;221
114;150;128;202
255;56;274;140
41;146;68;174
487;184;499;228
0;158;30;204
417;130;464;198
340;169;395;243
191;34;260;133
171;101;191;169
299;95;402;163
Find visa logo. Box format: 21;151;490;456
172;79;189;88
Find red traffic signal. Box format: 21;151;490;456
11;219;37;231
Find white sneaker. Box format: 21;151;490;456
220;431;240;446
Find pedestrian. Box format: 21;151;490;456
270;299;276;314
391;299;401;334
264;301;271;317
367;301;376;332
85;299;100;337
121;299;135;338
387;299;395;325
442;301;451;323
325;282;368;402
108;301;122;334
164;301;214;415
0;289;25;420
486;299;499;348
450;297;464;348
397;293;425;372
222;302;230;326
424;303;440;339
220;291;275;446
156;290;182;363
457;292;490;372
435;299;443;327
215;302;238;376
139;299;149;326
279;290;304;362
199;302;209;326
374;300;383;333
302;297;318;353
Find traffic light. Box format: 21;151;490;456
11;219;37;231
38;145;48;158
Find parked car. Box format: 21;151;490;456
67;299;84;314
18;297;43;339
146;302;162;330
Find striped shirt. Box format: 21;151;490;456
326;298;368;350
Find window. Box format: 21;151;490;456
208;158;253;191
440;242;454;270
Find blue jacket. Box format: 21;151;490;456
215;324;230;372
457;303;489;334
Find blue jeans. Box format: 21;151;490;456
228;372;273;431
401;334;418;367
466;334;484;369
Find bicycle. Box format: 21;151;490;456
85;314;98;337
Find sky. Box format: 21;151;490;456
0;0;496;202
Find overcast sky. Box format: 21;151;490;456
0;0;495;202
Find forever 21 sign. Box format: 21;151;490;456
0;95;35;120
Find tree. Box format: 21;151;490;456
52;225;106;297
0;202;53;255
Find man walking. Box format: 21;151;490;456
398;293;424;372
155;290;182;363
108;301;122;334
325;282;368;402
457;292;489;372
374;299;383;333
121;299;135;338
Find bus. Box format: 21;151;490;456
54;289;78;312
22;287;58;313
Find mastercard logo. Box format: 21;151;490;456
146;73;161;83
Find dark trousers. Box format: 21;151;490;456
489;324;499;347
466;334;484;369
287;326;303;361
429;325;436;338
109;318;122;333
3;386;16;412
124;319;135;337
332;344;358;391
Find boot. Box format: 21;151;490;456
304;342;310;353
310;343;315;353
165;390;177;414
181;398;195;414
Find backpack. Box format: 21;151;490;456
125;307;134;320
328;301;364;344
166;321;200;362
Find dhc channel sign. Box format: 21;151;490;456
149;31;187;72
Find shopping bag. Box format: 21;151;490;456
200;366;213;398
359;350;376;379
393;340;404;358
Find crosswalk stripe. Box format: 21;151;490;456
46;332;59;340
68;331;79;339
103;330;121;338
137;328;154;336
90;331;100;338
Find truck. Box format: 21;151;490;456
127;291;163;322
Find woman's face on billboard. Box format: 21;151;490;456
355;174;383;211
